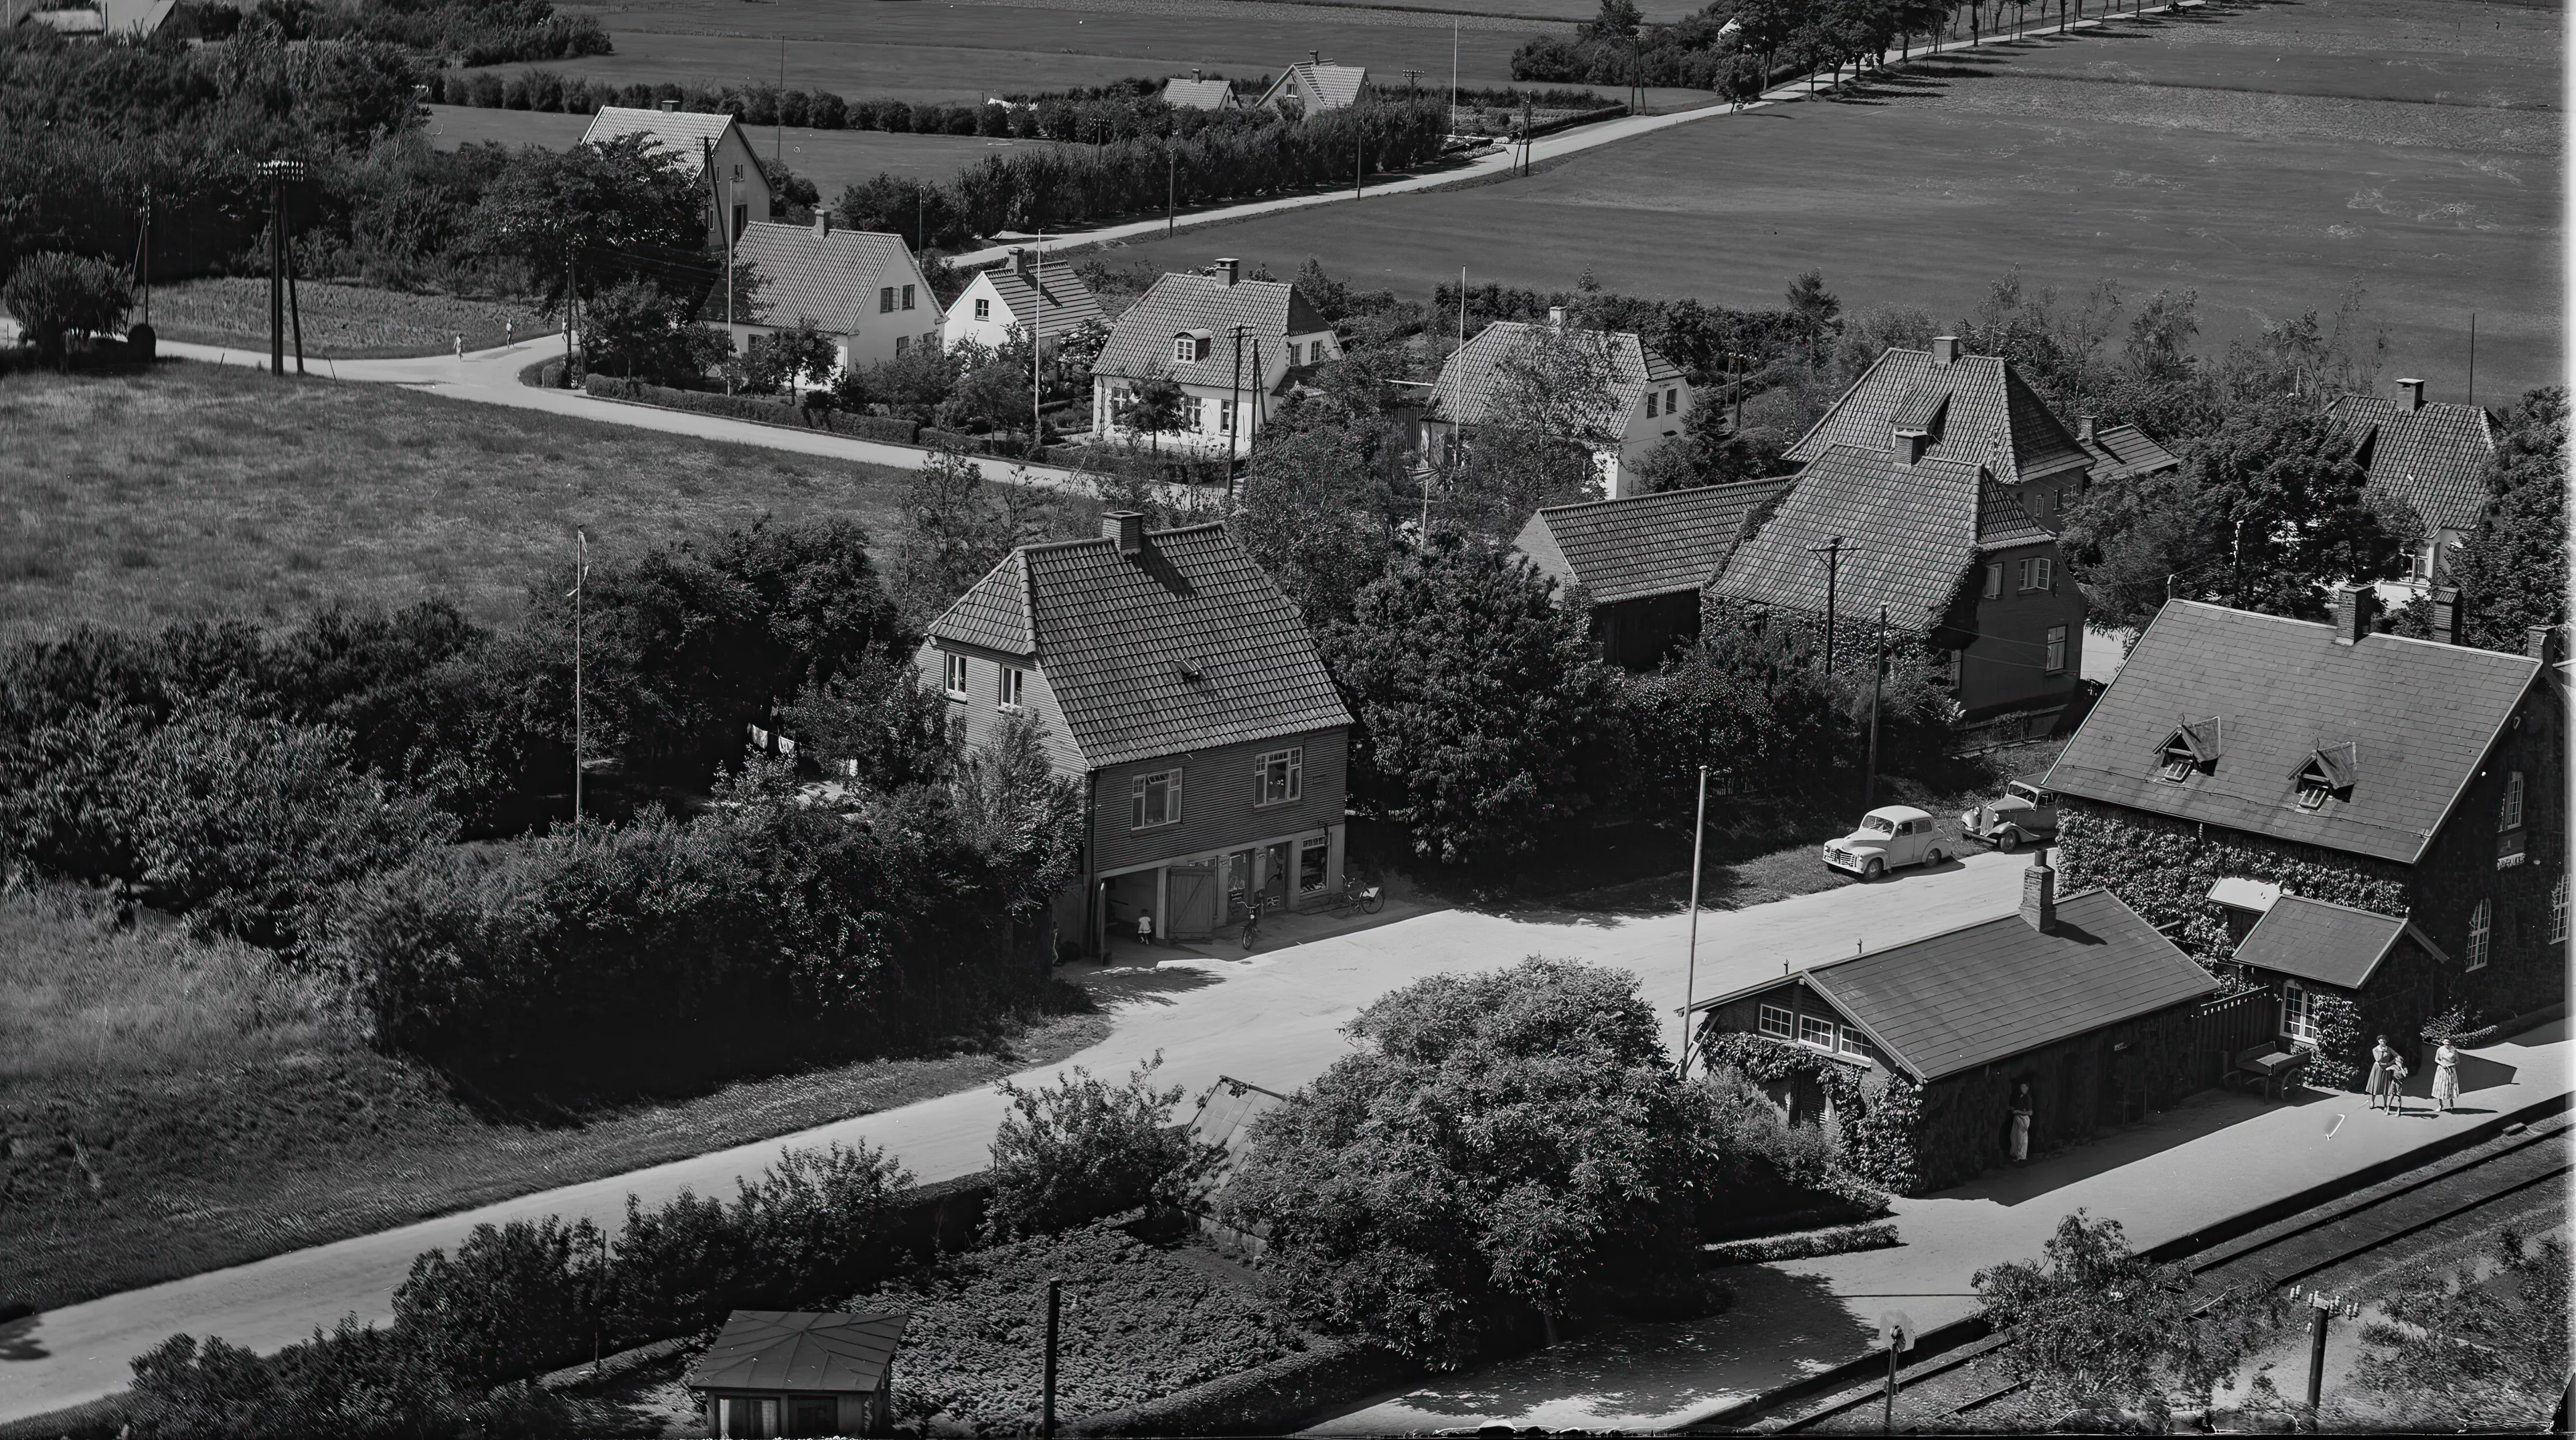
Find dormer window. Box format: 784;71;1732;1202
2291;742;2356;811
2156;716;2222;783
1172;330;1211;363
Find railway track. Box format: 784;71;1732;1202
1750;1111;2573;1433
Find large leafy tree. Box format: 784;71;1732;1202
1231;356;1408;626
2351;1228;2569;1429
2443;386;2567;652
1327;530;1629;868
1220;959;1732;1368
473;133;704;313
1437;323;1626;542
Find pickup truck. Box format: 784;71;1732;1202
1959;781;2059;852
1822;805;1949;881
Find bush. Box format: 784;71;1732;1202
984;1055;1207;1241
603;1141;912;1339
127;1318;619;1440
1700;1220;1899;1267
392;1218;606;1390
3;250;133;359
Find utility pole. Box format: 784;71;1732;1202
1355;133;1363;198
1676;764;1708;1079
570;528;588;824
1033;232;1046;448
1451;19;1460;124
1809;536;1848;677
1228;323;1247;485
137;185;152;330
1864;604;1888;811
2468;313;2478;405
775;33;786;169
1167;149;1176;236
1041;1277;1062;1439
260;159;306;376
2304;1297;2330;1418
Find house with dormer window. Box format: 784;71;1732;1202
1087;258;1340;457
2046;590;2566;1049
915;512;1352;955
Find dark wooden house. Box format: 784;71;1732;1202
2229;894;2451;1052
1511;478;1789;671
1691;854;2221;1192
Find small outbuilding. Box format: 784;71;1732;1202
688;1309;907;1438
2228;893;2451;1054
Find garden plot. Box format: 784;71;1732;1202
147;278;552;359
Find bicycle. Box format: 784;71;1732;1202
1323;879;1386;917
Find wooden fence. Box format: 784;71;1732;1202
2188;987;2279;1093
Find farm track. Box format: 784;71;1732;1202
1753;1110;2575;1432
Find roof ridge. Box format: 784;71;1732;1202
1803;884;2122;972
2268;892;2408;921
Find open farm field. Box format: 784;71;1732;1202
0;362;918;644
425;103;1072;193
147;276;554;359
511;0;1710;108
1101;0;2563;399
0;884;1110;1316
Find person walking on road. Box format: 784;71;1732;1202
2367;1035;2399;1109
2432;1038;2461;1113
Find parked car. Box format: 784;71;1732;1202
1959;781;2059;852
1822;805;1948;880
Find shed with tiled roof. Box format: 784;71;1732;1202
1512;479;1789;669
686;1309;906;1437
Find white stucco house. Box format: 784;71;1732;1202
1088;258;1340;457
725;218;940;382
1421;311;1690;499
943;247;1106;355
1255;58;1367;112
582;104;773;252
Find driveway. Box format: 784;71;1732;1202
0;851;2030;1423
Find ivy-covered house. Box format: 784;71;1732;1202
2047;591;2565;1062
1692;852;2220;1193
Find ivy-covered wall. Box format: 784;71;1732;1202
1698;1031;1925;1194
2056;802;2410;962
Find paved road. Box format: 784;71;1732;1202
0;852;2030;1423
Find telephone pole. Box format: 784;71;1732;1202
1863;604;1888;811
1228;323;1248;485
570;528;588;824
260;159;306;376
1676;764;1708;1079
1809;536;1848;676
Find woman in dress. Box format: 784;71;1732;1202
2432;1038;2461;1113
2009;1081;2034;1164
2366;1035;2398;1110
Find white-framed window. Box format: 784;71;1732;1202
1131;769;1182;829
2017;556;2053;592
2158;741;2198;783
2466;899;2491;969
2553;875;2567;943
880;286;896;314
1255;746;1302;805
1798;1014;1834;1049
1219;398;1236;434
1645;391;1658;419
974;297;991;320
997;666;1025;711
2044;625;2067;675
1172;336;1194;364
1982;563;2003;601
942;652;969;699
1758;1004;1794;1040
2283;981;2319;1046
2296;774;2332;811
1839;1025;1868;1058
902;284;916;311
2502;771;2524;831
1665;386;1678;413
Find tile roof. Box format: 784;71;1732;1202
1709;445;1993;633
2325;395;2496;536
2079;422;2181;482
729;222;918;334
982;262;1105;335
1259;61;1368;110
582;106;741;176
1787;348;2091;485
1161;78;1239;109
686;1310;906;1393
1093;272;1325;388
2231;894;2444;989
927;524;1352;769
1704;887;2215;1082
1512;478;1791;606
1428;321;1680;438
2044;601;2541;864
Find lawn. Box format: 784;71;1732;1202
146;278;554;359
0;360;919;644
1097;0;2564;400
0;884;1112;1317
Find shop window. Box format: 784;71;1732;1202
1298;837;1329;894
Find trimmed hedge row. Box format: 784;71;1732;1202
1700;1220;1900;1267
580;374;924;443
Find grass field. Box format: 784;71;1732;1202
1098;0;2563;400
424;102;1078;195
0;361;920;645
0;883;1112;1315
147;277;554;359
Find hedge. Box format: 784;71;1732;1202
579;374;922;443
1700;1219;1901;1267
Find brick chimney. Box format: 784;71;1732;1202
2397;377;2425;411
659;98;679;112
2077;414;2096;444
1013;246;1034;281
1547;305;1566;329
813;212;832;238
2431;586;2464;646
1214;257;1239;287
1894;427;1930;466
2020;846;2057;933
2331;582;2372;645
1103;510;1145;556
1931;335;1961;367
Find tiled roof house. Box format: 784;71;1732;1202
2075;418;2182;483
943;246;1106;354
2046;593;2565;1053
725;217;939;381
916;513;1354;951
1161;74;1242;110
583;105;773;251
2325;377;2497;590
1255;59;1368;112
1692;856;2222;1191
1424;313;1692;500
1510;478;1790;669
1089;258;1340;457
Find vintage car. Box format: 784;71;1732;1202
1959;781;2059;851
1822;805;1948;881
